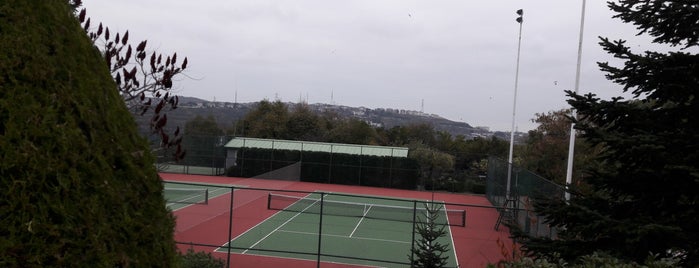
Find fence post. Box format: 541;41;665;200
410;200;417;267
226;186;235;266
316;193;325;268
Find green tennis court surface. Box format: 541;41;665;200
218;193;459;268
163;181;231;211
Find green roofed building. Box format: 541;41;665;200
224;137;418;189
224;137;408;160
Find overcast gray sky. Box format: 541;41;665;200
83;1;654;131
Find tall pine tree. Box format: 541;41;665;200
520;1;699;266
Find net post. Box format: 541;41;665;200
461;210;466;227
225;186;235;267
267;193;271;210
204;189;209;205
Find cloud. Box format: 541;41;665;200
83;0;655;131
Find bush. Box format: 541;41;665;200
0;1;176;266
178;248;225;268
493;252;680;268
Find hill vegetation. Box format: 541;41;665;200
146;96;520;141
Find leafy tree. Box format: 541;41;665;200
286;103;326;141
521;1;699;266
521;109;599;185
74;2;188;163
433;131;455;152
410;203;450;268
326;118;379;145
184;115;224;136
453;136;509;173
387;123;436;147
239;100;289;139
409;143;455;190
0;0;176;266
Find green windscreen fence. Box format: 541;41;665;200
156;135;232;176
228;147;420;190
486;157;564;239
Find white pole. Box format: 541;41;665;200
506;9;524;200
565;0;587;201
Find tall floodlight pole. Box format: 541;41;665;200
506;9;524;200
565;0;587;201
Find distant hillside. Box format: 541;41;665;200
139;96;523;141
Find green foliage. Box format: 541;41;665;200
495;252;680;268
77;5;188;163
0;0;176;266
326;118;379;145
177;248;225;268
409;143;455;190
410;203;450;268
521;109;598;185
230;103;511;193
286;103;325;141
521;1;699;266
387;123;436;146
239;99;290;139
185;115;224;136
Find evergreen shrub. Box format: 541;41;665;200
0;1;176;266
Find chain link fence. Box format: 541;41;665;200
486;157;564;239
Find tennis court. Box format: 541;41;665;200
163;181;232;210
162;173;515;268
218;192;460;268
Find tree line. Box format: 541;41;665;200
182;100;515;191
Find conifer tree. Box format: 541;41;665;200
410;203;450;268
0;0;176;266
520;1;699;266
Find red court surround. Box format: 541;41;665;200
162;173;515;268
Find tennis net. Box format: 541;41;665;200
164;188;209;205
267;193;465;227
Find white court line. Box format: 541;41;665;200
277;229;411;244
165;182;243;205
215;192;317;252
443;204;460;266
241;198;320;254
166;187;231;211
349;205;372;237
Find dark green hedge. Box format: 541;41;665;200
227;147;419;189
0;1;176;267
